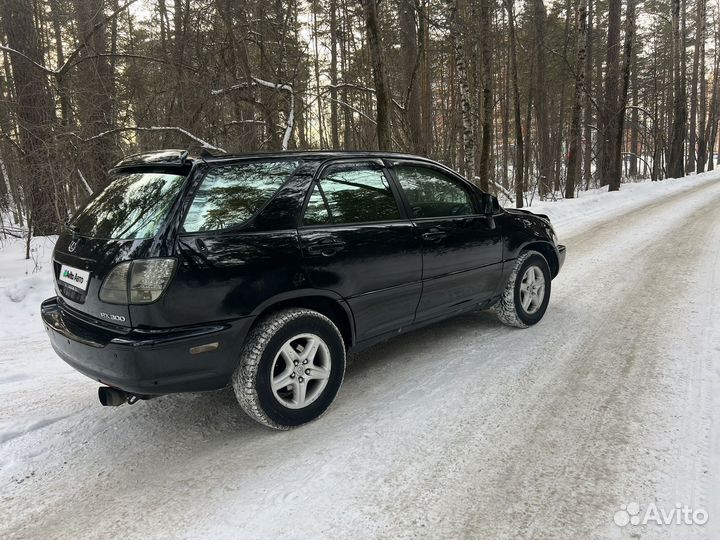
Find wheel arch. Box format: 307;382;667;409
521;241;560;278
250;290;355;349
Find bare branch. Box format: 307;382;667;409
0;44;56;75
75;169;93;195
325;95;376;125
328;82;406;111
0;131;26;156
65;126;226;152
67;53;198;73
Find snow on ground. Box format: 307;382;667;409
526;170;720;239
0;172;719;539
0;236;56;341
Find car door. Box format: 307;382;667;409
388;160;503;323
298;159;423;342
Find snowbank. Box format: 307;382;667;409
524;171;720;239
0;236;56;341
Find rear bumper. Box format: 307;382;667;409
557;244;567;273
41;297;253;395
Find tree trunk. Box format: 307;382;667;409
361;0;392;150
628;52;639;178
0;0;58;235
399;1;422;154
49;0;71;127
503;0;524;207
74;0;115;188
565;0;588;199
532;0;552;197
700;42;718;172
477;0;493;191
329;0;340;149
668;0;687;178
553;0;573;192
340;0;353;149
525;61;535;192
599;0;622;188
311;3;325;147
418;0;433;155
608;0;636;191
582;0;594;188
446;0;476;180
696;0;708;172
687;0;705;172
501;60;510;190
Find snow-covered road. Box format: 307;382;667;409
1;174;719;540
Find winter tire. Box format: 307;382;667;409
232;308;346;429
493;250;551;328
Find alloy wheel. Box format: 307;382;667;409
270;333;332;409
519;265;546;315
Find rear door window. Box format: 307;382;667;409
71;171;187;240
303;163;401;225
183;160;300;233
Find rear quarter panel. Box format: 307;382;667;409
130;230;305;328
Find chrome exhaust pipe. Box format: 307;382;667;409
98;386;131;406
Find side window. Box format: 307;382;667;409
394;165;475;218
183;160;299;233
304;163;401;225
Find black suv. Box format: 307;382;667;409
41;150;566;429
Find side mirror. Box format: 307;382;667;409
479;193;497;230
480;193;497;215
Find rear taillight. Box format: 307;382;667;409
99;258;176;304
129;258;176;303
99;262;131;303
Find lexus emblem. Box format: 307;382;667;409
68;240;78;253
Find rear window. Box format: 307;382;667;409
182;160;299;233
71;171;186;239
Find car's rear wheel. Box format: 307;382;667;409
493;250;551;328
232;308;346;429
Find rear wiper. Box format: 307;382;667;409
64;219;80;239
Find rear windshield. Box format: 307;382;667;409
182;160;299;233
71;171;186;239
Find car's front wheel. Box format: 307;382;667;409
232;308;346;429
493;250;551;328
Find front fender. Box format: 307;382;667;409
496;211;563;278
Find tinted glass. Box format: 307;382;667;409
71;171;186;239
183;160;299;232
319;164;400;224
395;165;474;218
304;184;331;225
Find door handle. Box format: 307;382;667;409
421;230;447;241
195;238;208;252
306;239;346;256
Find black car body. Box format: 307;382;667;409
42;150;565;426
